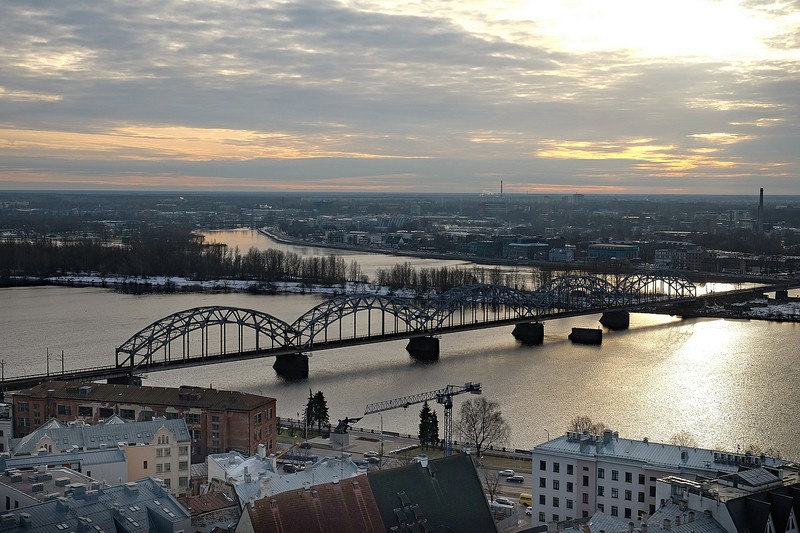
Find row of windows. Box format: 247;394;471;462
538;495;574;509
539;460;575;475
598;468;646;485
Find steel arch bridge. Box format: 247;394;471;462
115;269;696;374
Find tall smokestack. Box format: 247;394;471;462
758;188;764;234
501;180;503;198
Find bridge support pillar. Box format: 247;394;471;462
107;375;142;386
273;354;309;380
406;336;440;362
599;310;630;330
512;322;544;345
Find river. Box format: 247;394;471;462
1;229;797;460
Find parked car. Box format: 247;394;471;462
526;506;532;516
366;456;380;464
364;450;379;458
494;497;515;508
299;441;312;449
498;469;515;477
507;475;525;483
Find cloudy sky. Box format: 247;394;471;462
1;1;798;195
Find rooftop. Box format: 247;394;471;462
535;430;785;475
0;476;190;532
14;380;275;412
10;416;190;455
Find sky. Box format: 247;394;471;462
1;1;799;195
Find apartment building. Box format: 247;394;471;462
11;381;277;464
9;416;193;495
532;429;785;525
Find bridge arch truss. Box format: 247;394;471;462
291;293;428;347
617;269;696;304
116;306;295;371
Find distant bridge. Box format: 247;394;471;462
3;269;785;389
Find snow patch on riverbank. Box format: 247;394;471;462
44;274;420;298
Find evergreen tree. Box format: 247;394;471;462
312;390;329;432
418;401;439;448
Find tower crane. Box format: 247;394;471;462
364;382;481;457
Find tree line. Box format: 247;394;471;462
1;229;554;294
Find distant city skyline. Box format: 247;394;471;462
1;1;799;195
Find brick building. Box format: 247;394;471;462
11;381;277;464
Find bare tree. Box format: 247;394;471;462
481;467;502;502
567;416;606;434
670;431;698;447
457;397;511;458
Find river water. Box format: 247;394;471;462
1;229;797;460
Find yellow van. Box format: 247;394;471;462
519;493;532;506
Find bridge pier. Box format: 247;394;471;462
406;336;440;362
273;354;309;380
599;310;630;330
107;375;142;386
512;322;544;345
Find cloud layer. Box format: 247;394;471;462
1;0;798;194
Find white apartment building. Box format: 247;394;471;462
532;429;785;526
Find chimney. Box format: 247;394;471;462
663;519;671;531
603;429;613;444
758;188;764;234
688;512;695;523
19;514;32;530
257;443;266;459
675;515;682;526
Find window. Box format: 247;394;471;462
553;462;560;473
625;490;632;501
179;446;188;456
99;407;114;418
163;478;171;488
185;413;201;425
267;407;273;419
567;482;574;493
650;486;656;497
540;478;546;488
582;493;589;504
211;415;220;423
179;476;189;488
141;410;154;421
179;461;188;471
553;480;560;490
539;512;545;522
598;504;604;512
254;413;262;424
165;412;179;419
156;448;171;457
157;435;170;445
539;495;546;505
611;506;618;517
625;508;632;519
611;488;618;499
582;475;589;487
638;492;645;503
553;497;559;508
598;468;605;479
612;470;619;481
156;464;163;473
638;474;645;485
553;514;559;522
567;500;573;509
583;511;589;518
78;406;93;417
19;418;29;427
143;461;148;469
17;402;27;413
540;460;546;471
57;404;72;416
598;486;604;496
567;464;574;475
625;472;632;483
119;409;135;420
